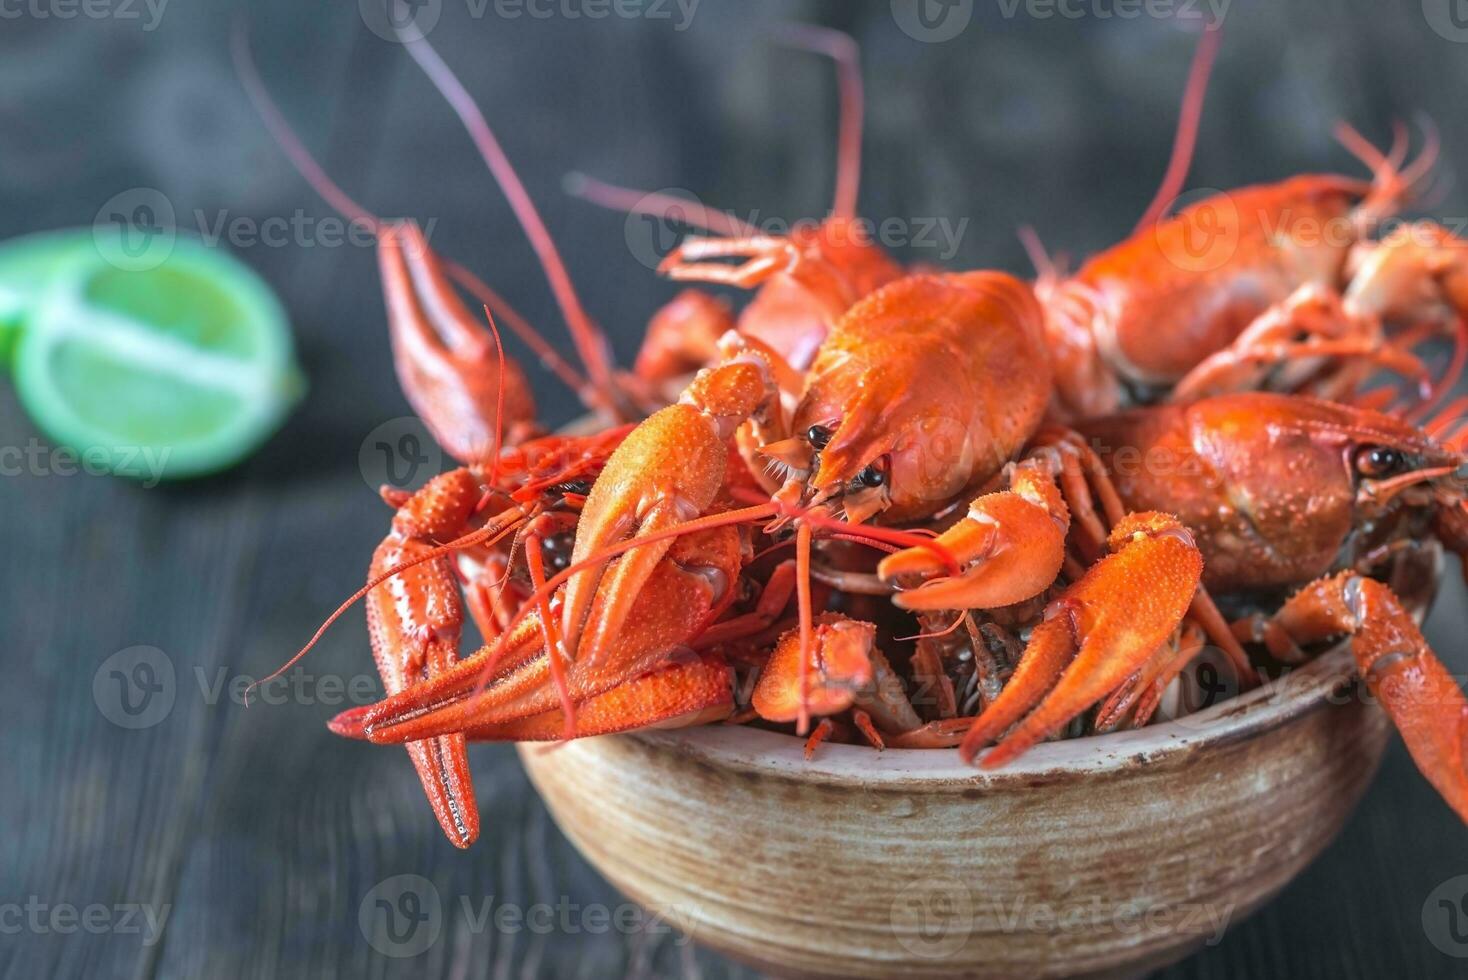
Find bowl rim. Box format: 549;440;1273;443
631;645;1368;787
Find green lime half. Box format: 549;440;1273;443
0;229;99;367
14;234;305;483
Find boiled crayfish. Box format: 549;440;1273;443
242;24;1468;847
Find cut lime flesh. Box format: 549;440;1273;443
14;234;304;482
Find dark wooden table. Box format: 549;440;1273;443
5;1;1468;976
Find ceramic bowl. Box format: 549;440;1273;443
519;646;1392;979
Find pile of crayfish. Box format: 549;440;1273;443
242;25;1468;848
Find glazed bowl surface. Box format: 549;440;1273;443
519;646;1392;979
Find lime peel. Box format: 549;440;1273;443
13;234;305;482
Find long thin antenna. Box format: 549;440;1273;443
1132;22;1223;234
397;31;619;407
775;24;864;220
231;22;590;396
562;173;762;237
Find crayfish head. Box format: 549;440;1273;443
767;386;900;527
779;368;994;527
1182;393;1466;588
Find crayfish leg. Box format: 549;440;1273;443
1272;572;1468;824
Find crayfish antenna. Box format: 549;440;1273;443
771;24;864;221
562;174;761;237
794;523;815;734
1410;316;1468;423
1017;224;1074;292
1132;20;1223;234
567;25;864;232
524;531;577;742
479;305;508;485
250;515;525;706
395;31;628;418
231;22;380;232
231;21;590;401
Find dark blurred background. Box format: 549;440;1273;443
5;0;1468;977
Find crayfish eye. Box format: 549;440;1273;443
807;424;832;450
553;479;592;496
539;531;575;572
857;463;886;488
1355;445;1406;479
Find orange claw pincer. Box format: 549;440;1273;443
356;468;484;848
877;454;1071;612
377;222;538;461
751;613;924;758
306;427;630;848
955;513;1203;767
352;352;783;749
350;520;746;746
1267;573;1468;822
